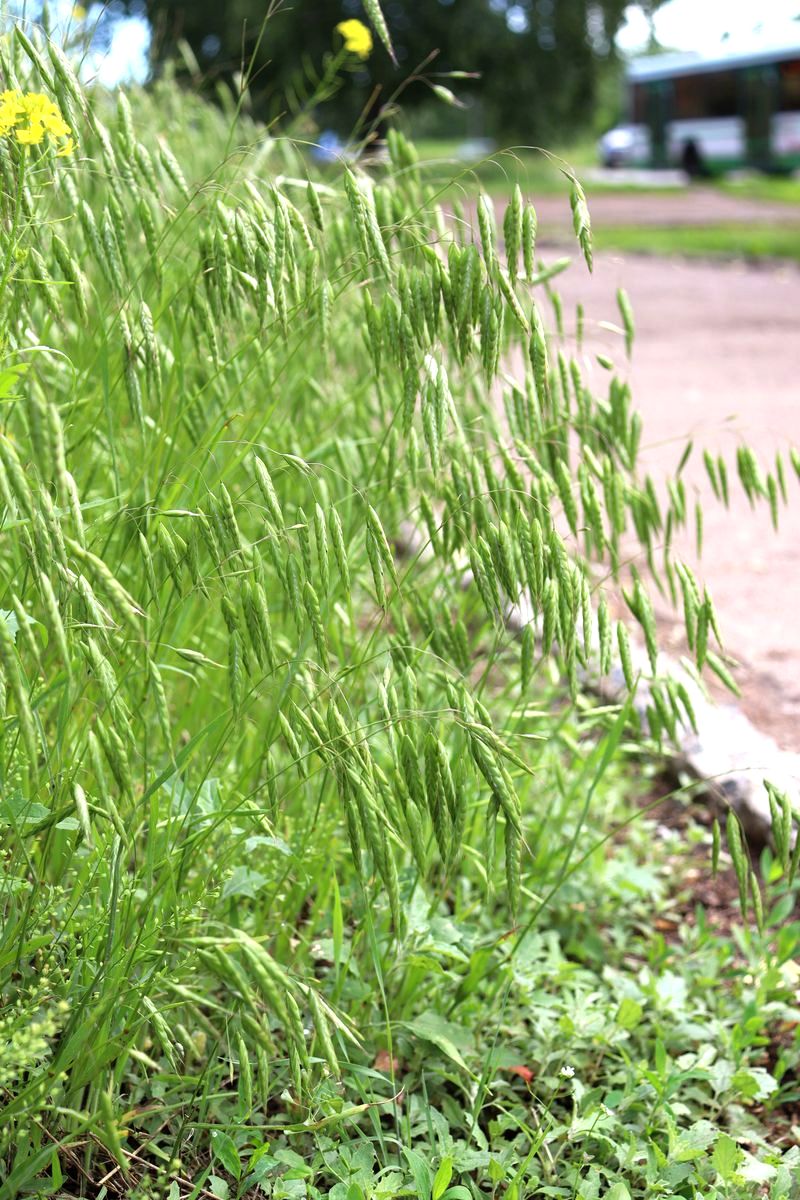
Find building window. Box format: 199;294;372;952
674;70;738;119
780;59;800;111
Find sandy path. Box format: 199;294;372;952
544;251;800;750
532;186;800;235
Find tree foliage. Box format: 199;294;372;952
142;0;653;141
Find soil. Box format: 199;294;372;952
540;247;800;753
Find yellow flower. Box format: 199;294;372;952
0;90;24;136
0;90;74;155
72;5;87;18
15;123;45;146
42;110;71;138
336;19;372;60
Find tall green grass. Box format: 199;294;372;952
0;19;796;1197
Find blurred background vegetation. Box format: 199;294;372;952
138;0;665;145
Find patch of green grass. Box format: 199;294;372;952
598;222;800;262
414;138;678;198
717;174;800;207
414;139;588;197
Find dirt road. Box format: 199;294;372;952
546;250;800;751
533;185;800;235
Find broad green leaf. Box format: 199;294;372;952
731;1066;778;1100
244;834;292;856
739;1152;777;1184
403;1147;433;1200
222;866;267;900
432;1156;453;1200
404;1013;474;1072
671;1119;717;1162
211;1130;241;1180
712;1132;739;1180
1;795;51;827
0;361;29;399
0;608;19;639
615;997;643;1030
604;1183;631;1200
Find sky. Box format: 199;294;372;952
617;0;800;55
72;3;150;87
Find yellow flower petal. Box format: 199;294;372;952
335;19;373;59
15;123;45;145
43;112;71;137
0;91;72;153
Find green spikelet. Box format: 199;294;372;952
554;458;578;537
253;456;285;529
597;594;612;675
38;572;70;676
157;137;191;199
767;473;779;530
504;185;523;282
477;193;497;275
631;574;658;673
617;622;634;691
307;987;340;1076
676;563;699;652
696;596;709;671
717;454;729;506
528;304;549;404
522;203;537;281
703;449;720;499
329;507;351;600
254;580;277;671
96;719;133;799
569;176;593;272
366;504;398;590
149;658;172;753
711;817;721;875
726;812;749;915
303;580;329;669
541;577;557;656
362;0;396;60
157;523;183;591
424;732;450;863
505;818;521;920
749;871;764;932
616;287;634;358
765;783;793;873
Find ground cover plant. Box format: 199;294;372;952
0;12;799;1198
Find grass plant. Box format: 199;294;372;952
0;17;798;1198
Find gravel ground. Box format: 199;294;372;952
546;250;800;750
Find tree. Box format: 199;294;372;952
141;0;654;142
